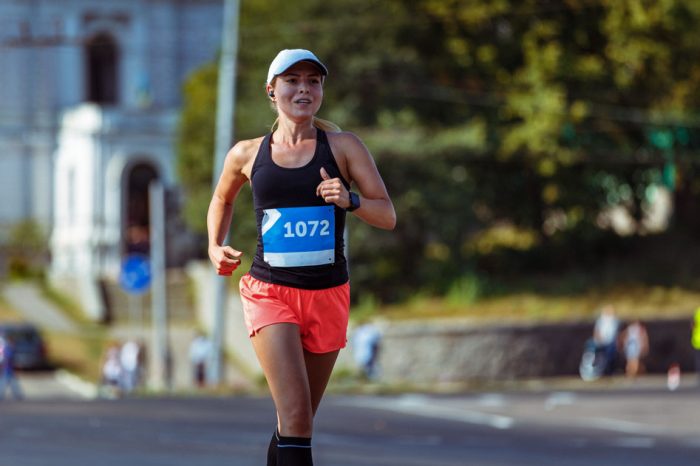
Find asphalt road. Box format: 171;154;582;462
1;373;699;466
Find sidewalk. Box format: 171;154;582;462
3;282;78;334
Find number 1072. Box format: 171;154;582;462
283;220;331;238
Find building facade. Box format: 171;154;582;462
0;0;222;319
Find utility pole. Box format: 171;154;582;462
208;0;241;386
149;181;170;391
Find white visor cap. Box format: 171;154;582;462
267;49;328;84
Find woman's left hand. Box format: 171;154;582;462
316;167;350;209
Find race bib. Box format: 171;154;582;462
262;206;335;267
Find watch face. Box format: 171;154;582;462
349;192;360;211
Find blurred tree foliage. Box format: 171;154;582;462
6;220;48;279
177;0;700;303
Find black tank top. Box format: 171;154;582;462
248;129;349;289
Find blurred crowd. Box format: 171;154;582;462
581;304;700;389
100;338;146;398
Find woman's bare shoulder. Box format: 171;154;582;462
326;131;369;156
327;131;373;162
224;135;265;173
327;130;363;145
230;136;265;160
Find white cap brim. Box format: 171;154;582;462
267;49;328;84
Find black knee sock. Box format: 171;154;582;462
267;429;279;466
276;434;313;466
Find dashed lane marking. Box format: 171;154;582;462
608;437;656;448
339;395;515;430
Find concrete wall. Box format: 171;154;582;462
379;318;696;383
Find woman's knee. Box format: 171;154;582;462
278;405;313;436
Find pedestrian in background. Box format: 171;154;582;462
692;307;700;386
0;336;24;401
100;341;123;397
119;338;143;394
189;332;212;388
593;304;620;375
620;319;649;379
352;321;382;380
207;48;395;466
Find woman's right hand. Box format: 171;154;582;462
208;245;243;276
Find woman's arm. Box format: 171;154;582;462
322;132;396;230
207;140;256;275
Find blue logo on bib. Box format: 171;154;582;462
262;206;335;267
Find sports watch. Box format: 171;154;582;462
346;191;361;212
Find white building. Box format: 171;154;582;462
0;0;222;319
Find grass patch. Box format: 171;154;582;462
33;279;109;382
377;284;700;324
349;293;380;323
43;330;109;382
0;296;23;321
38;279;91;324
370;231;700;324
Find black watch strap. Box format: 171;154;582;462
346;192;361;212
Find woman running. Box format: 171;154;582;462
207;48;396;466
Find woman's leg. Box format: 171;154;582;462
252;322;342;433
304;349;340;415
252;323;313;437
253;323;341;466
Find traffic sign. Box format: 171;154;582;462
119;254;151;294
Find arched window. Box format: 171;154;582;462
123;163;158;255
85;33;118;104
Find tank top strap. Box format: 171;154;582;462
316;129;336;167
251;132;273;176
315;129;350;189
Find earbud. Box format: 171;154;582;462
268;90;275;98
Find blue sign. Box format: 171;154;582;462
119;254;151;294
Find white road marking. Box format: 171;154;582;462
609;437;656;448
575;417;666;435
477;393;507;408
544;391;576;411
340;395;515;430
339;393;688;441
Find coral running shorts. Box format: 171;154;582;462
238;273;350;353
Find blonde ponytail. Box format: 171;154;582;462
270;116;341;133
313;117;341;132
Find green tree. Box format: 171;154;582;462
176;0;700;302
6;220;48;279
176;63;218;235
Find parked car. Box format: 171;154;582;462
0;322;49;370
